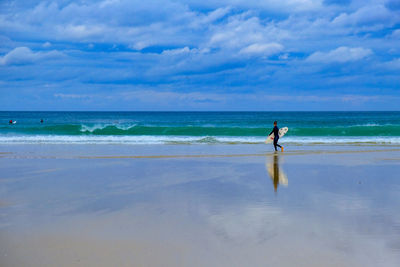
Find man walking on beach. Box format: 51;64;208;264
269;121;284;152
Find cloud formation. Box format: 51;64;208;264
0;47;64;65
307;46;373;63
0;0;399;110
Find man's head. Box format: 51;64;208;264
274;121;277;126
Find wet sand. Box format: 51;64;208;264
1;144;400;266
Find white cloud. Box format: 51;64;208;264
306;46;372;63
54;93;92;99
190;6;232;28
332;5;398;28
118;89;396;109
184;0;324;13
0;0;394;58
43;42;52;48
162;47;192;55
390;29;400;38
99;0;122;9
279;53;289;60
57;24;105;40
382;58;400;69
207;14;289;57
0;47;64;65
240;43;283;56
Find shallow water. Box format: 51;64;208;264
1;145;400;266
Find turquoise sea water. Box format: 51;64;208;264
1;111;400;144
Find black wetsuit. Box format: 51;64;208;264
269;126;282;151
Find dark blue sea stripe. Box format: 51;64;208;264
1;124;400;136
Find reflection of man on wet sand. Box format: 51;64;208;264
266;153;288;192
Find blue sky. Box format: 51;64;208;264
0;0;399;111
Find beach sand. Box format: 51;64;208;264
1;144;400;266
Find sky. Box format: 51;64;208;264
0;0;399;111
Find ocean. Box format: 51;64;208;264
1;111;399;145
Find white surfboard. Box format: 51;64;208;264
265;127;288;144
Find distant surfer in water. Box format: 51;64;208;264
269;121;284;152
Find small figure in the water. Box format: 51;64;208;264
269;121;283;152
40;119;44;123
9;120;14;124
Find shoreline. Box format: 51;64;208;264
1;143;400;159
1;136;400;146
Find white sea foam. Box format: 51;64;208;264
80;124;110;133
0;135;400;145
282;136;400;144
345;123;392;127
80;124;137;132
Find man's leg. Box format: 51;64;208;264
274;137;283;152
275;138;281;148
273;137;280;151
